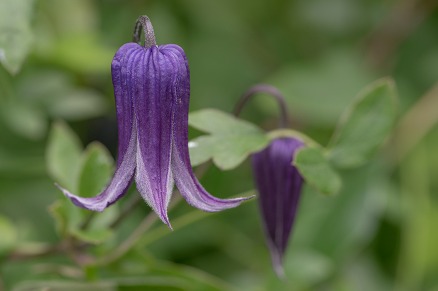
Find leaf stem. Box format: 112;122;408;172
109;194;143;229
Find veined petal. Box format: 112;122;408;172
134;45;174;227
167;45;252;211
58;43;140;211
251;137;304;276
113;43;139;166
58;126;137;211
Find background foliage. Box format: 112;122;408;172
1;0;437;290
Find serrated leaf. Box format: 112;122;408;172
188;109;269;170
294;147;341;196
46;121;83;191
0;0;34;74
78;142;114;197
328;78;398;168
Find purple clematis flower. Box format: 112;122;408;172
57;16;249;228
251;137;304;276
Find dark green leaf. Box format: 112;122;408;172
328;78;398;168
294;147;341;195
188;109;269;170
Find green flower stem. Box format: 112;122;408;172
109;194;143;229
91;162;214;266
93;195;182;266
93;189;255;266
139;190;256;247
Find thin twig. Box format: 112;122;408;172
7;243;65;261
110;194;143;228
233;84;290;128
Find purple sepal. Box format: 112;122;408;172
59;43;250;228
251;137;304;276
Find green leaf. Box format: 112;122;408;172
328;78;398;168
12;281;116;291
266;50;375;126
71;228;113;245
50;34;115;74
188;109;269;170
78;142;114;197
0;215;17;255
48;89;108;121
1;99;47;140
49;199;82;238
294;147;341;195
46;121;83;191
0;0;34;74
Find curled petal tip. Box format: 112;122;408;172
55;183;106;212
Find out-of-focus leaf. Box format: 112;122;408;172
17;70;108;121
292;161;388;263
78;142;114;198
49;34;115;74
71;228;113;245
1;99;47;140
328;78;398;168
49;199;82;238
265;249;334;291
188;109;269;170
46;121;82;191
41;0;98;35
12;281;116;291
0;0;34;74
266;50;375;126
114;257;237;291
47;124;117;244
0;215;17;255
294;147;341;195
48;90;108;120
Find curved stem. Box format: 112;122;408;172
133;15;156;48
233;84;290;128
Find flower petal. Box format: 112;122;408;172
134;45;174;227
58;127;136;211
57;43;140;211
166;45;252;211
251;137;304;276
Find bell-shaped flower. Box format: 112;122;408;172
251;137;304;277
57;16;249;228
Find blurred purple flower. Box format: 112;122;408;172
57;16;249;228
252;137;304;276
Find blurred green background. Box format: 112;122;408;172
0;0;437;290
